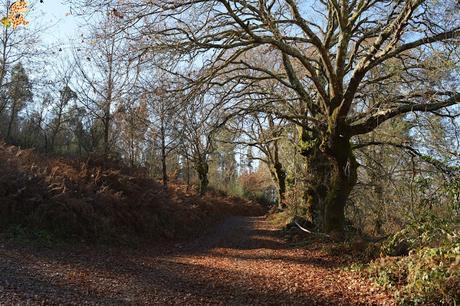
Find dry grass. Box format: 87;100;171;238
0;142;263;243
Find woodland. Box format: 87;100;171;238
0;0;459;305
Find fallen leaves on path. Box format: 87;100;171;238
0;217;394;305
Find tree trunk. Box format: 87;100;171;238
185;157;191;191
161;135;168;190
268;162;287;209
50;105;64;153
301;127;358;235
195;159;209;195
103;116;110;155
274;161;287;208
104;47;113;156
6;102;16;143
272;137;286;208
0;25;9;117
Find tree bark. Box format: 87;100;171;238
50;109;63;152
185;157;191;191
195;159;209;195
103;46;114;156
300;126;358;235
103;116;110;155
273;161;287;209
6;102;16;143
160;124;168;190
272;135;286;208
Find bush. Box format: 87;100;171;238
367;244;459;305
365;216;459;305
381;215;459;256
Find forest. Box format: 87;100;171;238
0;0;459;305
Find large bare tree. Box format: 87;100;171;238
77;0;460;234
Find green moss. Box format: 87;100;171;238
297;126;320;156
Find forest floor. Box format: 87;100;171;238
0;216;394;305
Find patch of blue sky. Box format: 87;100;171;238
34;0;80;48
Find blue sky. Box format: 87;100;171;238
36;0;80;46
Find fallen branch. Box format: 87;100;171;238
294;220;332;238
294;220;313;234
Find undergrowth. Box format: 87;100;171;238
0;143;263;244
269;206;460;305
364;216;459;305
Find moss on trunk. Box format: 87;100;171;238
300;126;358;235
195;160;209;195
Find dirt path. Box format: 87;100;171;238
0;217;393;305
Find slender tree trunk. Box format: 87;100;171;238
6;102;16;142
130;142;134;167
273;139;286;208
130;128;135;167
0;23;10;117
185;157;191;191
44;133;48;153
50;115;63;153
160;125;168;190
103;116;110;155
103;47;114;156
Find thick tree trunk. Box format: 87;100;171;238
301;128;358;235
195;160;209;196
271;162;286;209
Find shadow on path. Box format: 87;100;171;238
0;216;391;305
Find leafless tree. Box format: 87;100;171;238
124;0;460;233
73;13;138;155
142;76;181;189
72;0;460;234
230;113;287;207
179;94;222;195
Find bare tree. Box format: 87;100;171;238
179;94;220;195
231;113;287;208
145;82;181;189
102;0;459;234
73;13;138;155
45;63;78;152
114;95;149;167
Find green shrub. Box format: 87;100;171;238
401;245;459;305
365;217;459;305
381;215;459;256
367;244;459;305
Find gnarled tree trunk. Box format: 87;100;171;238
195;159;209;196
300;126;358;235
273;161;287;209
